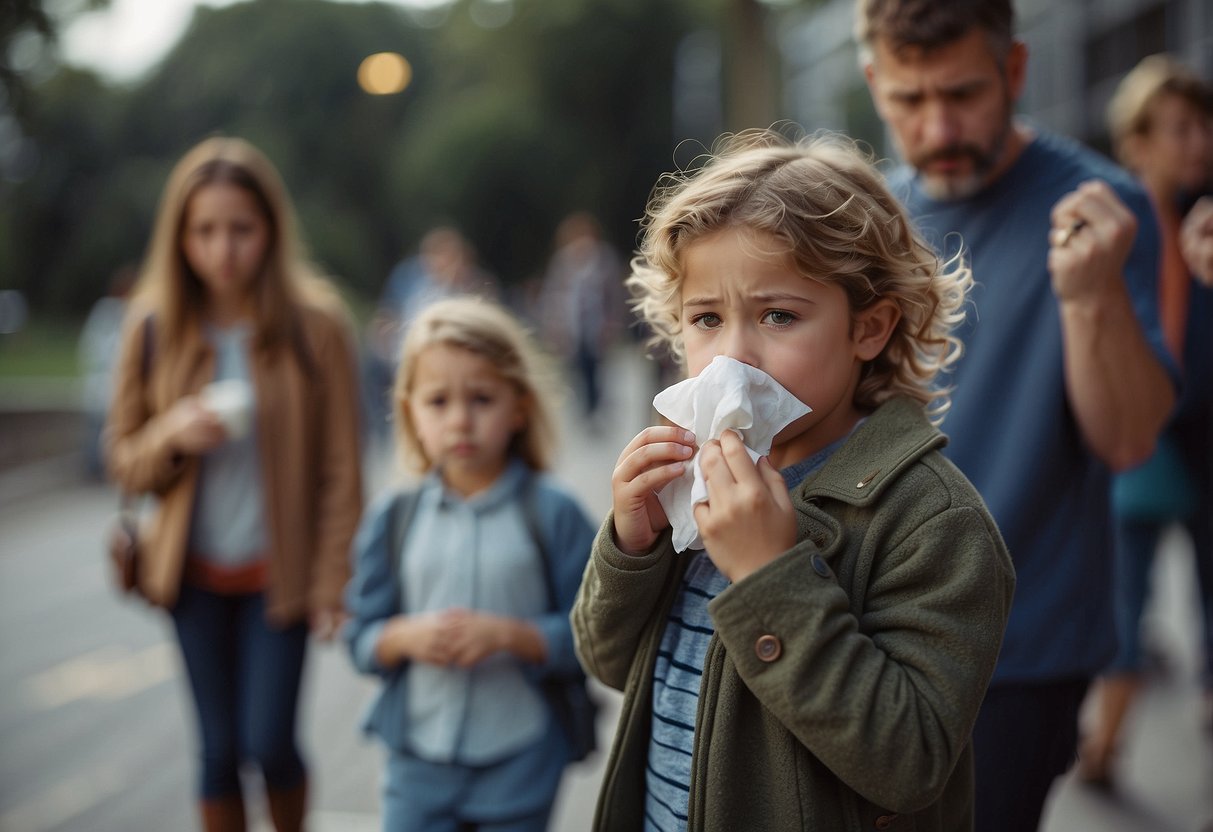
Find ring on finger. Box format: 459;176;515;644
1056;219;1087;247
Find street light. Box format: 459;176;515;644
357;52;412;95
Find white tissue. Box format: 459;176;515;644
653;355;812;552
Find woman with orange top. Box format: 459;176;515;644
1079;54;1213;787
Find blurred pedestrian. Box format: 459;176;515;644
104;136;364;832
363;226;499;442
78;264;136;479
345;297;596;832
855;1;1177;828
1078;54;1213;786
572;129;1014;830
537;211;627;425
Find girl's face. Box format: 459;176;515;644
181;182;270;310
406;343;527;496
679;227;897;468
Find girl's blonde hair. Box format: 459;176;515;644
1106;54;1213;168
630;128;971;420
136;135;337;359
393;297;563;473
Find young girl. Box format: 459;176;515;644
105;137;364;831
571;129;1016;831
345;297;597;832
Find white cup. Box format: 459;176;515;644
200;379;254;440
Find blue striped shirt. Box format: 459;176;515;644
643;438;848;832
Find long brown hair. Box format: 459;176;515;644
135;136;336;358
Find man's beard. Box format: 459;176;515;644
910;115;1013;201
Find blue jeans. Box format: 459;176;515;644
381;734;566;832
171;583;308;798
1109;514;1213;686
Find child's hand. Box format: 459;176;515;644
694;429;796;582
611;426;697;555
442;608;510;667
376;611;453;667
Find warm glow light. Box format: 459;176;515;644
357;52;412;95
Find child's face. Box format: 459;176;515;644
181;182;270;306
679;227;892;465
406;343;526;496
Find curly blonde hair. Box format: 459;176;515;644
629;128;971;421
393;297;564;474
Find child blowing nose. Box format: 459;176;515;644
570;128;1016;832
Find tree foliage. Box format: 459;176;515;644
3;0;711;318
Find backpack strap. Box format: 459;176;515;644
386;489;423;588
518;473;560;614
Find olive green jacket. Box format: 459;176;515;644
571;396;1015;831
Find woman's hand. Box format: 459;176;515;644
163;396;227;455
694;430;796;582
611;425;696;555
309;607;346;641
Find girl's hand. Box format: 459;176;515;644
442;609;541;667
376;611;452;667
611;426;697;555
163;396;227;455
693;430;796;582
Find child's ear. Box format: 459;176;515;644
853;299;901;361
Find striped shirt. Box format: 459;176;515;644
643;439;849;832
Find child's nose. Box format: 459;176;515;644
449;401;472;427
720;329;758;367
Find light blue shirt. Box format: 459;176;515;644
187;324;267;564
402;462;551;764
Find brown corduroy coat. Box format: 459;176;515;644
104;298;363;625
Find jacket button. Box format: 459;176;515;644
874;814;898;829
811;554;831;577
755;634;782;662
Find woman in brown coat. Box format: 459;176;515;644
105;137;363;831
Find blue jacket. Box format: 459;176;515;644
345;464;596;753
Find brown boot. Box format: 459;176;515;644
266;781;307;832
199;795;247;832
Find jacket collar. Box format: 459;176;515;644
794;396;946;507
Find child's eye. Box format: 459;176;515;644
472;393;494;406
763;310;797;326
426;395;447;408
690;313;722;330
